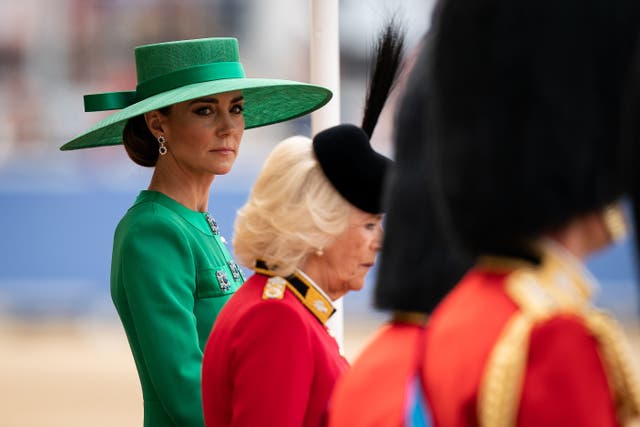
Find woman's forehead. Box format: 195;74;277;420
187;90;243;103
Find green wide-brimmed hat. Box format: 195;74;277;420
60;37;332;151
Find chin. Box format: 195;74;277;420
348;280;366;293
212;164;235;175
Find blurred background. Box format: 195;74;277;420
0;0;638;426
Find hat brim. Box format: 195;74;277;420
60;78;332;150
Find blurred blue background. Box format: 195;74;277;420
1;189;638;321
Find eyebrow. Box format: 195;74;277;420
189;95;244;105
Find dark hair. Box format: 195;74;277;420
122;106;171;167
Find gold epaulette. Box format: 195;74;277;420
262;276;286;300
477;250;640;427
255;260;336;325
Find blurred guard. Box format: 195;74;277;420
414;0;640;425
328;33;471;427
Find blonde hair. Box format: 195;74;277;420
233;136;352;276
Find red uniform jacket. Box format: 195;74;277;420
202;271;349;427
422;242;640;427
328;319;426;427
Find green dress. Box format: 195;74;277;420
110;190;244;426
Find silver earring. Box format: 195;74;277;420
158;135;167;155
315;248;324;256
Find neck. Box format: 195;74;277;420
148;165;214;212
299;255;341;300
545;212;611;260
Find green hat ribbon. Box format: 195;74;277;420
83;61;245;112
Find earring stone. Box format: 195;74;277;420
158;135;167;155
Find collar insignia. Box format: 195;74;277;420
255;260;336;324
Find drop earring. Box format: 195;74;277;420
158;135;167;155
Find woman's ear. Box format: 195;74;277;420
144;110;165;138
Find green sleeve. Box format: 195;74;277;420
119;215;204;426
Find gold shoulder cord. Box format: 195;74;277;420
477;265;640;426
477;311;533;427
477;269;556;427
584;311;640;425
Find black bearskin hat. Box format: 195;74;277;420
374;34;472;313
424;0;640;259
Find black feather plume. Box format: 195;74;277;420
361;18;406;138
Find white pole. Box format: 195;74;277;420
310;0;344;347
310;0;340;134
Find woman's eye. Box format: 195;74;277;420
365;223;377;230
231;104;244;114
195;106;213;115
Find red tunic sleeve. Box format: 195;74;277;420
518;314;619;427
228;301;314;427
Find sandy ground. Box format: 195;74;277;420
0;316;386;427
0;317;638;427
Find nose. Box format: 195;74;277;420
216;111;240;136
216;113;232;136
372;223;383;252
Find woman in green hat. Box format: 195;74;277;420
61;37;331;427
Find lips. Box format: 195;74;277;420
210;147;236;154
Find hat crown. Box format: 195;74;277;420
313;124;391;214
134;38;240;84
